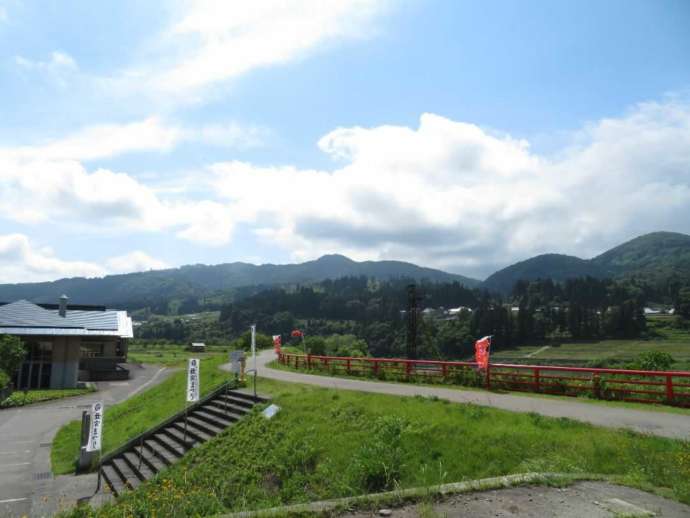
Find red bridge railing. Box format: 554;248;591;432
277;352;690;407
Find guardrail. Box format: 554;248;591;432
278;352;690;407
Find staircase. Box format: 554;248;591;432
99;383;267;497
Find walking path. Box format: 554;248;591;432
230;350;690;440
0;364;172;518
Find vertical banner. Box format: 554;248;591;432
250;324;257;373
272;335;281;354
187;358;200;402
86;401;104;452
474;335;492;370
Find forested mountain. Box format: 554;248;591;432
483;232;690;294
0;254;478;311
482;254;609;294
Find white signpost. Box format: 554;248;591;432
250;324;257;396
86;401;104;452
187;358;200;403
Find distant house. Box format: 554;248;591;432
644;307;661;315
189;342;206;353
0;296;133;390
447;306;472;316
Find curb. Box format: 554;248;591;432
217;472;603;518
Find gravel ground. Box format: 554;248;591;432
342;482;690;518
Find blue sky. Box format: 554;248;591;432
0;0;689;283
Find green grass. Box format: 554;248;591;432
127;344;227;366
51;355;232;475
63;377;690;517
0;388;94;408
268;359;690;416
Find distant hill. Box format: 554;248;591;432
0;254;479;310
483;231;690;294
482;254;609;294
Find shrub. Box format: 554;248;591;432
630;351;676;371
0;335;25;379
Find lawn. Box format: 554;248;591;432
51;355;232;475
62;376;690;517
0;387;94;408
127;343;228;366
491;319;690;369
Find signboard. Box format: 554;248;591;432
261;404;281;419
86;401;104;452
187;358;200;402
474;336;491;370
250;324;257;373
229;350;244;374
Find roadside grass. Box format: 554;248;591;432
0;387;94;409
127;344;227;366
267;359;690;416
63;377;690;517
51;355;231;475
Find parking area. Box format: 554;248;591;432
0;364;171;517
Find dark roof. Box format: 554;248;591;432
0;300;132;337
0;300;83;329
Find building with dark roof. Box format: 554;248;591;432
0;296;133;389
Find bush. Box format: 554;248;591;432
0;371;8;390
630;351;676;371
0;335;25;379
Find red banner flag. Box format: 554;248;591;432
474;335;491;370
291;329;303;338
272;335;281;353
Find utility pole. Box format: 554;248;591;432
406;284;419;360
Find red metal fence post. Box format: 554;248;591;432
441;363;448;380
486;363;491;390
534;367;540;392
666;374;675;403
346;358;351;374
307;354;312;370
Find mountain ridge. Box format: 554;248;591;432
0;254;480;309
484;231;690;294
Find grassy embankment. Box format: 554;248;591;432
0;388;94;408
62;375;690;517
51;355;231;475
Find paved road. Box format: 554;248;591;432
0;364;171;518
231;350;690;440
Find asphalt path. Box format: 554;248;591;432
229;349;690;440
0;364;171;518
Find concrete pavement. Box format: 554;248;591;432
232;349;690;440
0;364;171;518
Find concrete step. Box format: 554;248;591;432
101;463;125;498
198;404;243;422
99;385;268;499
171;420;214;443
111;457;142;491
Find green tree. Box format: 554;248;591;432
676;287;690;320
0;335;25;381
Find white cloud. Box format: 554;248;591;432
106;251;169;274
109;0;388;100
0;234;106;282
208;98;690;277
0;234;171;282
0;6;7;23
0;117;242;244
15;51;77;71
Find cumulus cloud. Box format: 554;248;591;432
0;234;170;282
106;251;169;274
0;116;265;245
208;99;690;277
107;0;388;100
0;234;106;282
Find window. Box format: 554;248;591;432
81;341;105;358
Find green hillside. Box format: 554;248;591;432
483;231;690;294
482;253;609;294
0;255;479;310
592;231;690;282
